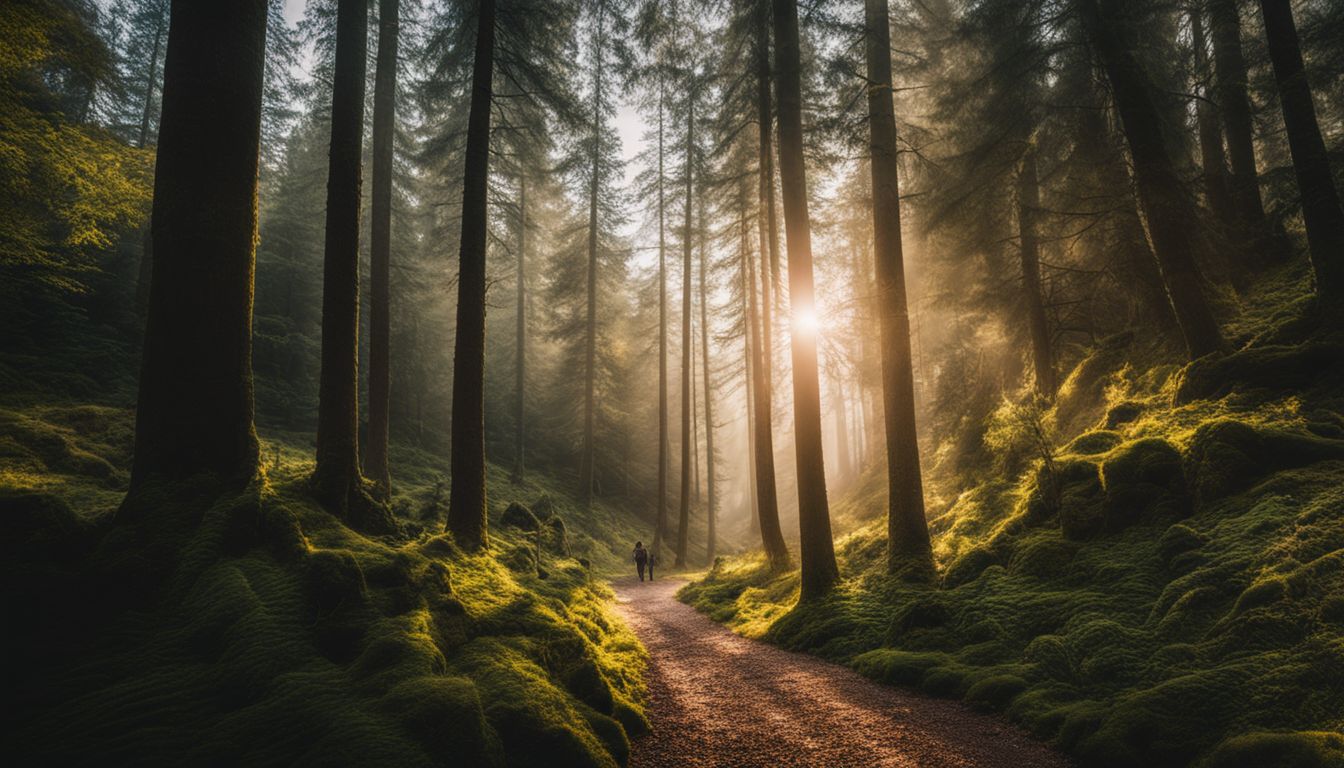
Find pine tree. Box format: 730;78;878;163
773;0;840;599
127;0;267;499
365;0;400;497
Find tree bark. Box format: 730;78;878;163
676;86;694;568
512;174;527;482
747;199;790;569
1259;0;1344;303
699;195;716;564
137;4;166;149
750;0;789;570
833;373;850;483
127;0;266;499
366;0;399;496
654;81;669;560
774;0;839;599
865;0;932;571
446;0;496;548
313;0;394;532
1210;0;1271;248
1081;0;1225;360
580;4;605;507
1190;7;1237;233
1015;146;1056;397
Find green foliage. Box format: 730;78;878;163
681;287;1344;767
0;410;649;766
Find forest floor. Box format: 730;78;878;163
615;577;1071;768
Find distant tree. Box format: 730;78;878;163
127;0;267;497
698;193;717;563
864;0;932;573
1209;0;1274;258
773;0;840;598
1015;144;1055;397
365;0;400;497
1258;0;1344;305
1081;0;1225;359
447;0;497;548
676;48;697;567
1189;6;1237;236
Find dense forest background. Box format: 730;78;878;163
3;0;1344;765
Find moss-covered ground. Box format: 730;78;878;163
682;266;1344;768
1;406;650;766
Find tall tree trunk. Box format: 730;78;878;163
752;0;789;570
137;6;166;149
512;174;527;483
580;5;605;507
747;198;790;568
654;81;669;559
446;0;496;548
1210;0;1272;251
1259;0;1344;303
699;195;716;564
314;0;393;532
1191;7;1237;233
774;0;840;598
742;190;760;535
1016;146;1056;397
865;0;932;571
833;373;850;483
676;88;694;568
127;0;266;501
1081;0;1225;359
366;0;399;497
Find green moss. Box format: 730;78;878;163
501;501;540;531
1101;438;1189;528
965;674;1029;711
1202;731;1344;768
1066;430;1124;456
1009;534;1078;578
1053;459;1107;541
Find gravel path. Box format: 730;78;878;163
614;577;1071;768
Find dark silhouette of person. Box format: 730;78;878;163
647;550;657;581
633;542;648;582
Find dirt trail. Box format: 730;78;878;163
613;577;1071;768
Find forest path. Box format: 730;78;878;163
612;577;1071;768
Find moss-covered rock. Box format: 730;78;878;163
1157;523;1208;568
1066;430;1124;456
1175;341;1344;405
1009;534;1078;578
380;677;500;765
1101;438;1189;528
942;545;999;587
1185;420;1344;505
1202;731;1344;768
1104;401;1144;429
965;674;1029;711
1053;460;1107;541
500;501;540;531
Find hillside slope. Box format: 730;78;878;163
682;268;1344;768
1;406;650;766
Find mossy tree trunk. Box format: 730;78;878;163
365;0;399;497
314;0;394;533
753;0;790;570
128;0;267;498
774;0;840;599
1258;0;1344;305
447;0;496;549
865;0;932;573
1081;0;1225;360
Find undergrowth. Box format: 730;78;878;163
682;265;1344;768
1;408;649;766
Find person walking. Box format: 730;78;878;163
633;541;648;582
647;549;657;581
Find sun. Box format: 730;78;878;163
794;309;823;336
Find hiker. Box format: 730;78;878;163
647;550;657;581
633;541;648;582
